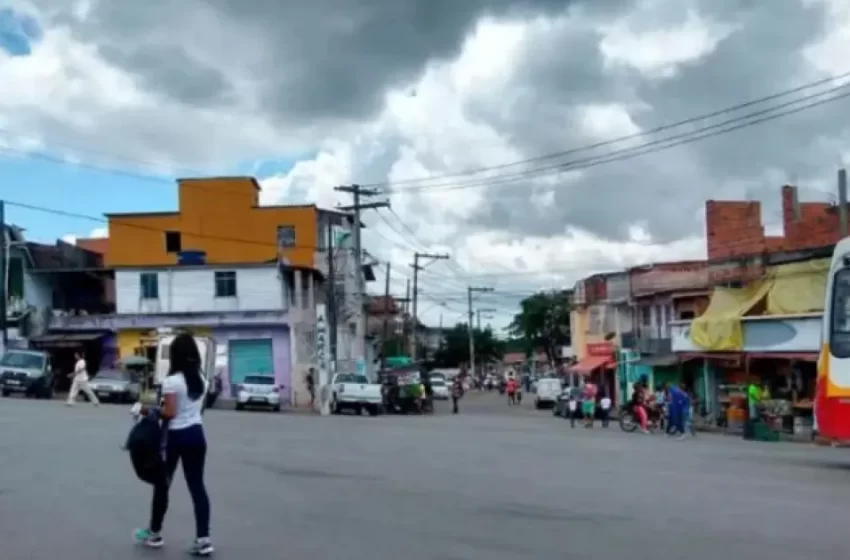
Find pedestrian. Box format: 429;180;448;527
667;383;689;439
567;394;578;428
133;333;213;556
582;381;597;428
451;378;463;414
506;377;517;405
66;351;99;406
599;391;611;428
306;367;316;408
515;385;523;404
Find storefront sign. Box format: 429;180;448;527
587;342;614;357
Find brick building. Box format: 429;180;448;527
706;185;843;283
707;185;841;260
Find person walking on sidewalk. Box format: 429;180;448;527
66;352;99;406
133;333;214;556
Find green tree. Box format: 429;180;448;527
433;323;504;368
508;290;572;365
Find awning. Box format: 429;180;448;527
569;355;615;375
29;332;106;349
634;354;679;367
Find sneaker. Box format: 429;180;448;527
677;434;688;441
134;528;164;548
189;537;214;556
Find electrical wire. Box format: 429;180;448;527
384;81;850;193
360;70;850;189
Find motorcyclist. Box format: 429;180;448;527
630;381;650;434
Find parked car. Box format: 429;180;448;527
430;377;450;400
534;378;562;409
89;368;141;403
0;349;53;399
331;373;383;415
235;375;281;412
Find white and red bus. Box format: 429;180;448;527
817;237;850;440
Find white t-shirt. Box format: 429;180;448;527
162;373;207;431
568;400;577;412
600;397;612;410
73;359;88;382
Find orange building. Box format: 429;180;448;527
105;177;325;268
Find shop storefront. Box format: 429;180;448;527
569;342;617;403
29;331;113;391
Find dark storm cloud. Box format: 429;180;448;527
463;0;843;244
41;0;610;125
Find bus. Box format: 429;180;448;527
818;237;850;440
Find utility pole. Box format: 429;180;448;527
411;252;449;361
380;262;391;372
404;279;411;355
335;185;388;367
0;200;6;350
467;286;493;378
838;169;847;237
326;222;337;371
476;308;496;330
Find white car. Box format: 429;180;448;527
236;375;281;412
431;378;450;400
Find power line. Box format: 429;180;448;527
360;70;850;189
384;81;850;193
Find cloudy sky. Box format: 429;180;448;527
1;0;849;330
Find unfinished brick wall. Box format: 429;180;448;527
706;185;844;260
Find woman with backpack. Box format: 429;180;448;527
132;333;213;556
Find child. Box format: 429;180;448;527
567;395;578;428
600;392;612;428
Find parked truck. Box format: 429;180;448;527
330;373;383;416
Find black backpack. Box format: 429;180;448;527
126;415;167;486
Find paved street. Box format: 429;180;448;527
1;393;849;559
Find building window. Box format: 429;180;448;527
215;271;237;298
140;273;159;300
277;225;296;249
164;231;182;253
680;310;695;320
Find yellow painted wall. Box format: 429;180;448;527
106;177;318;269
117;328;212;360
571;308;588;360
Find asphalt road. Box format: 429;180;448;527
1;393;848;559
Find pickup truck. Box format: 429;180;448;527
331;373;383;416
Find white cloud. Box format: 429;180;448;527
2;0;850;333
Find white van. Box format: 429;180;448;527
154;333;217;389
534;378;562;409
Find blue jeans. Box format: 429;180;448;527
149;424;210;538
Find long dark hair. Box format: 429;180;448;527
168;333;205;401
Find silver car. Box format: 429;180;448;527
89;369;141;403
